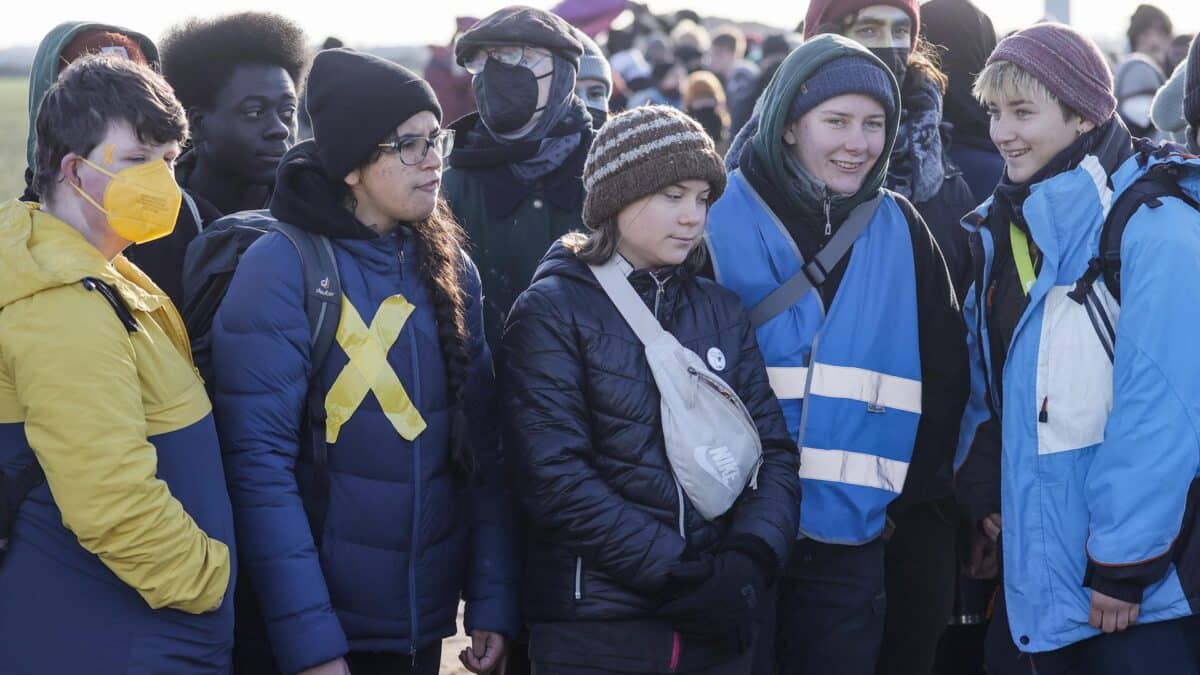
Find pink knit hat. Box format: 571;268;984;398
987;23;1117;126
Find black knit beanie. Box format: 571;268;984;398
306;48;442;180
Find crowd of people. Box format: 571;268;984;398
0;1;1199;674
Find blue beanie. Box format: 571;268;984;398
787;56;897;122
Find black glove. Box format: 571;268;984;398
658;548;768;648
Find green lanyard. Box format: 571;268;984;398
1009;223;1037;295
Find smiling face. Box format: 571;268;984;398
785;93;887;195
984;89;1094;184
842;5;913;49
615;179;711;269
345;111;444;231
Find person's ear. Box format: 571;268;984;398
344;167;362;189
783;122;798;146
59;153;82;191
188;107;207;145
1077;118;1096;136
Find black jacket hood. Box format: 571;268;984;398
269;140;378;239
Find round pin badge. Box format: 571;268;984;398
707;347;726;371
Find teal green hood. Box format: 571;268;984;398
25;21;161;169
730;34;901;224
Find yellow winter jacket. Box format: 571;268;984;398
0;200;231;614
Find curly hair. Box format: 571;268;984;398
411;198;478;480
160;12;308;112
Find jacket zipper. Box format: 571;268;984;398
407;308;421;659
650;268;685;673
823;198;832;237
670;479;685;673
651;272;687;542
652;272;668;318
574;556;583;600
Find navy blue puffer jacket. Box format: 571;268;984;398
210;141;518;674
501;241;801;622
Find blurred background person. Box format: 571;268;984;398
684;70;732;154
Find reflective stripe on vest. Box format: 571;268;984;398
799;447;909;494
706;173;921;544
768;364;922;414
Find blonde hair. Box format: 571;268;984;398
683;71;728;110
972;59;1080;121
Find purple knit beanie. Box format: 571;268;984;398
987;23;1116;126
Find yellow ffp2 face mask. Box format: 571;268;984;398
72;155;182;244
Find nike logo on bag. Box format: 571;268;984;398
695;445;740;489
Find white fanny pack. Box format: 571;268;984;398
590;257;763;520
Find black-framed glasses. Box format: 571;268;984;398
377;129;455;166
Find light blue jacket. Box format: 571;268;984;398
958;148;1200;652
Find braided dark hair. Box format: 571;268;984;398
410;197;476;480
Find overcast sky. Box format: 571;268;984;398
3;0;1199;50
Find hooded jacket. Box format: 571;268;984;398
713;36;969;526
920;0;1005;205
21;22;216;308
502;241;800;624
955;124;1200;651
0;200;234;672
210;141;518;674
24;21;160;174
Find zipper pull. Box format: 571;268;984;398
1039;397;1049;423
824;199;832;237
686;367;699;408
749;455;764;490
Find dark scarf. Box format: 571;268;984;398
992;117;1134;231
888;76;947;204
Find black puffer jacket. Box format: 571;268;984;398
501;241;800;623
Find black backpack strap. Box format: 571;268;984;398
1070;163;1200;306
81;277;139;333
748;194;884;328
270;222;342;541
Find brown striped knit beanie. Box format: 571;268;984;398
582;105;726;228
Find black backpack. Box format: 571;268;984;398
1067;154;1200;361
181;209;343;536
0;276;140;564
